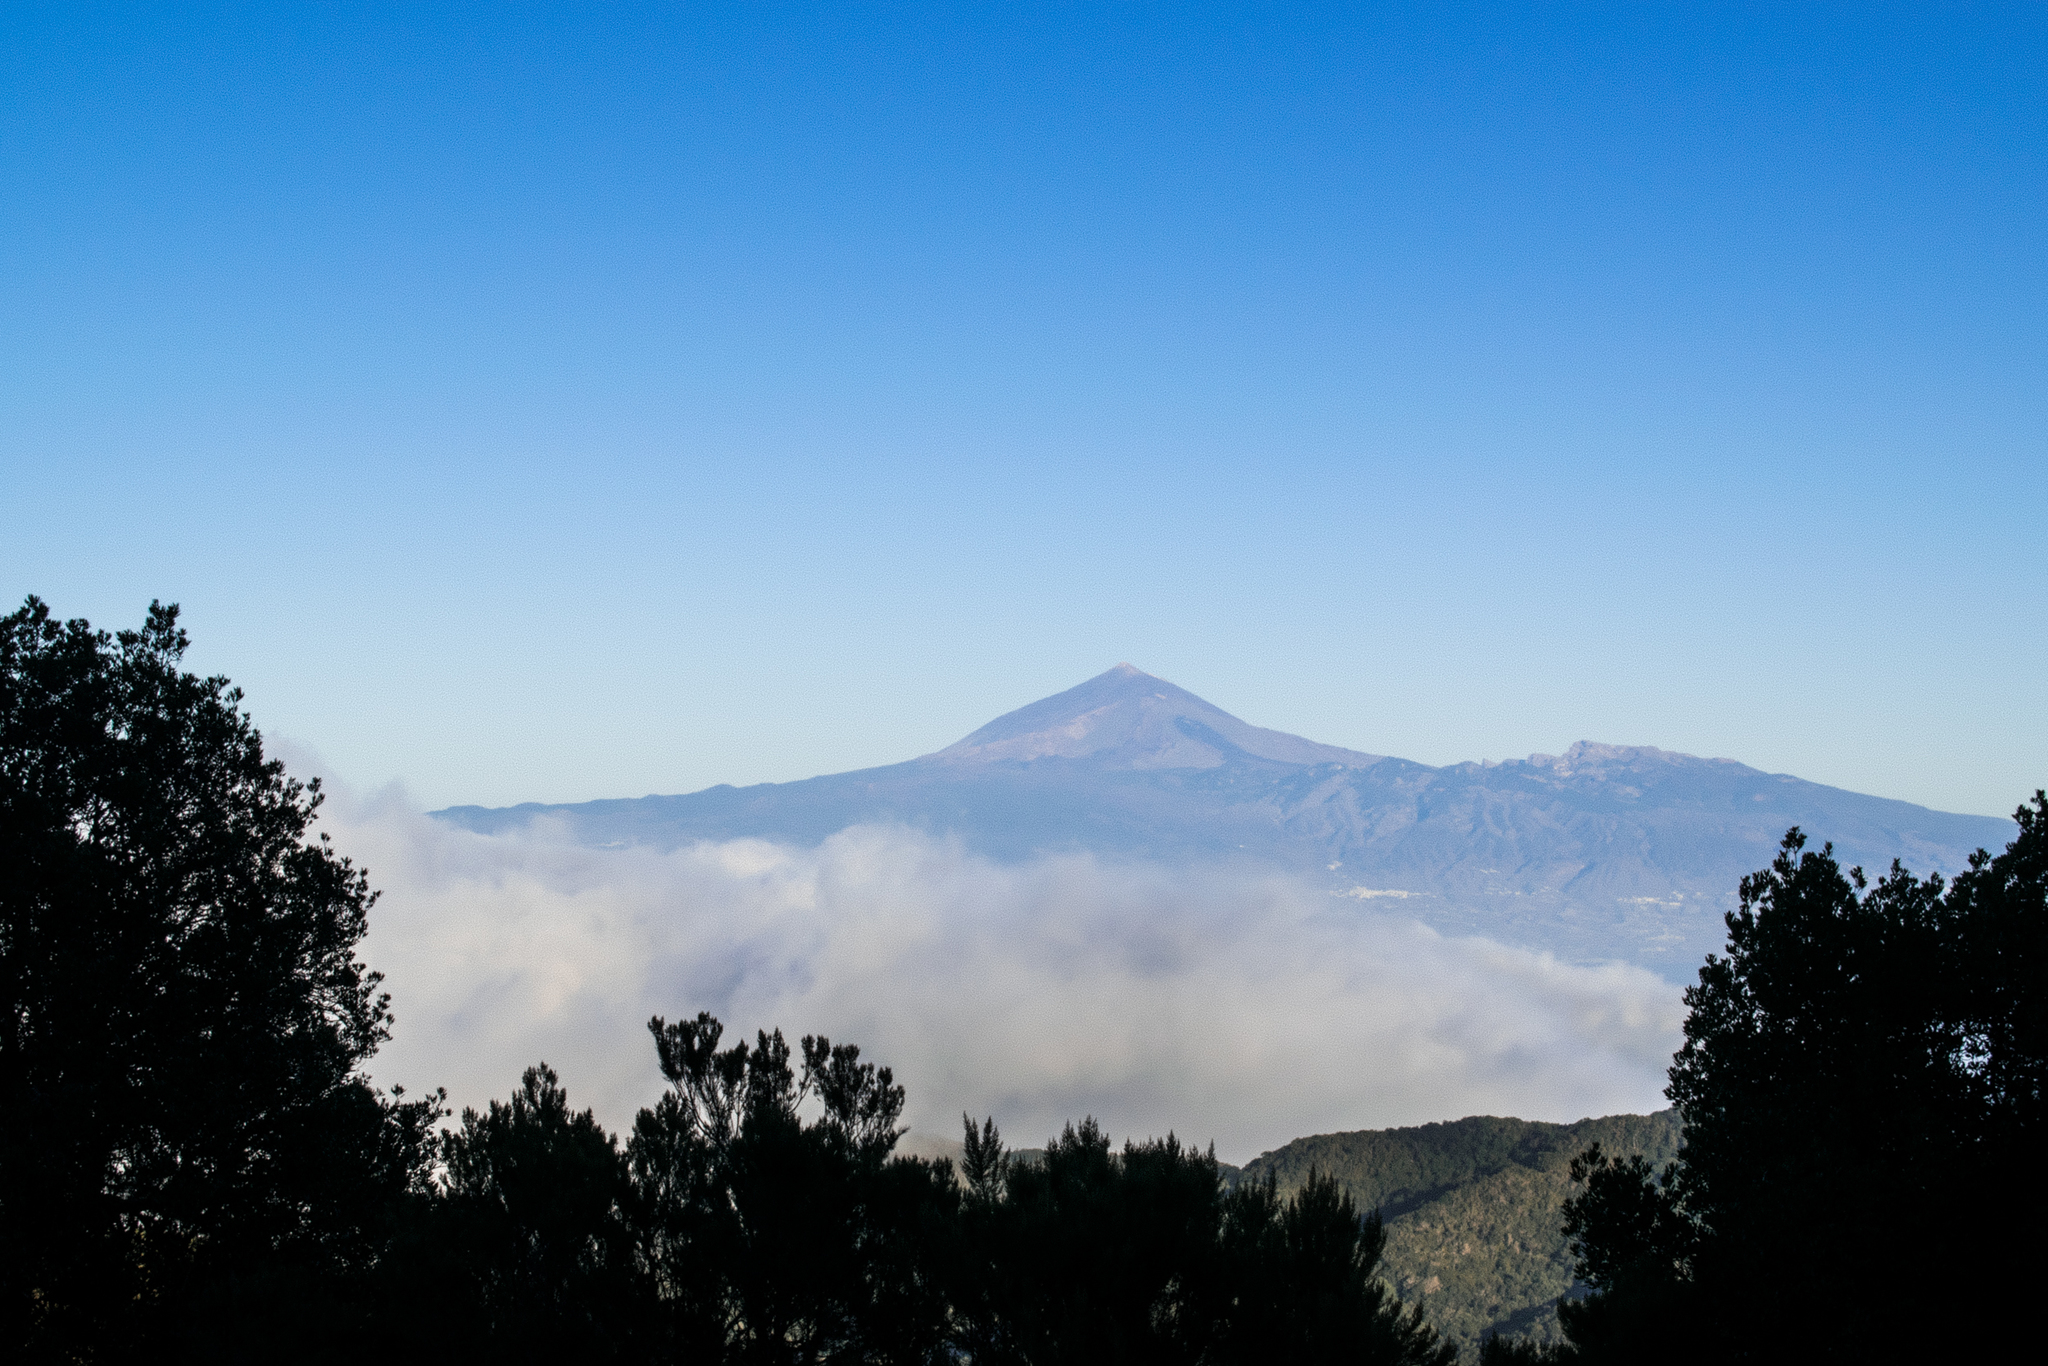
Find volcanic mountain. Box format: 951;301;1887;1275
436;664;2013;973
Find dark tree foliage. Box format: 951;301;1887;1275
1216;1169;1453;1366
1556;1147;1690;1296
1534;798;2048;1363
2;597;1472;1363
395;1064;641;1358
1476;1331;1560;1366
0;599;439;1360
959;1117;1224;1363
956;1116;1452;1366
626;1012;960;1364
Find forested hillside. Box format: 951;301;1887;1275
1242;1113;1682;1351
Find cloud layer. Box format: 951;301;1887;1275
326;786;1685;1163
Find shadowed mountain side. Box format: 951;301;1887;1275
435;666;2014;970
1241;1112;1685;1353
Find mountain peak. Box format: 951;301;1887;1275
437;669;2016;971
928;666;1381;771
1519;741;1737;779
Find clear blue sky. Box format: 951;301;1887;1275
5;4;2043;816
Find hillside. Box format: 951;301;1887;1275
436;666;2011;971
1240;1112;1683;1353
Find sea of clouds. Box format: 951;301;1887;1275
316;779;1687;1164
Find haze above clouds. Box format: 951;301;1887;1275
326;778;1682;1164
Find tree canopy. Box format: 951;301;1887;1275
4;598;1470;1363
1;597;441;1359
1524;798;2048;1362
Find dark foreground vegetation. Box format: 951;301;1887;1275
1482;800;2047;1362
5;598;2042;1363
0;600;1451;1364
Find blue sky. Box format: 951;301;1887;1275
5;3;2043;816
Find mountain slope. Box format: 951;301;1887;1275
932;663;1381;769
436;665;2014;970
1240;1112;1685;1353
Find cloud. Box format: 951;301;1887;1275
321;783;1685;1164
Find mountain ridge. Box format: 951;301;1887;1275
435;666;2015;972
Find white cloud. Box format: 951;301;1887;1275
321;783;1685;1164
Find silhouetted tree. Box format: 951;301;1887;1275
626;1011;957;1364
956;1118;1451;1366
398;1064;642;1359
1216;1169;1453;1366
946;1113;1015;1362
1476;1329;1561;1365
1544;1145;1691;1363
951;1116;1213;1364
0;598;439;1360
1544;797;2048;1362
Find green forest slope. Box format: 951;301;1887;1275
1239;1112;1682;1353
